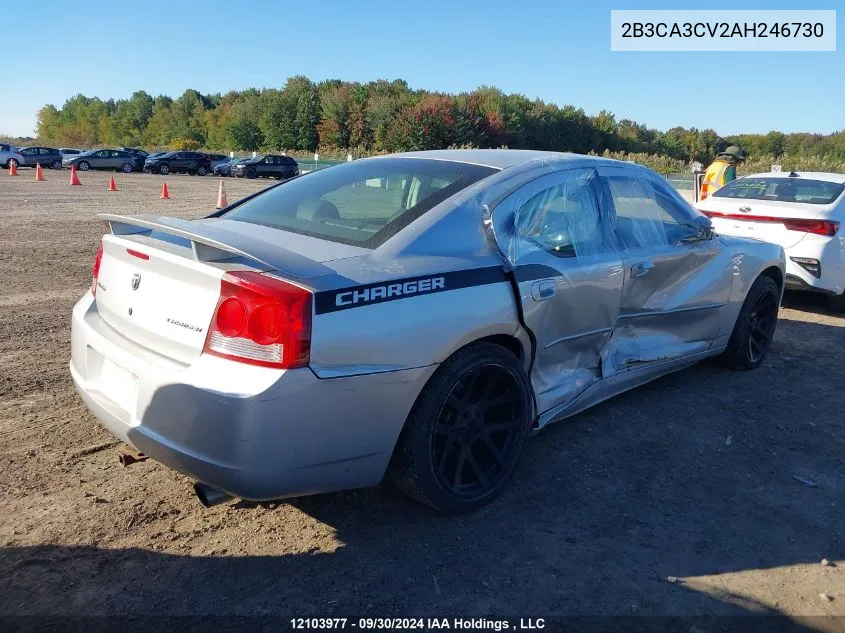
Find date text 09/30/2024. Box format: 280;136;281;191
290;618;546;631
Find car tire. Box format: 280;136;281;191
159;164;170;175
51;160;62;169
196;165;208;176
7;158;19;169
389;342;533;514
121;162;133;173
718;275;780;370
245;167;257;179
827;292;845;313
77;161;90;171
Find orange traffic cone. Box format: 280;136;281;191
9;161;18;176
216;179;228;209
70;165;81;185
108;176;117;192
35;163;45;181
160;181;170;199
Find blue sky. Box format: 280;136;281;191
1;0;841;137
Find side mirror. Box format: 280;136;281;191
682;215;715;243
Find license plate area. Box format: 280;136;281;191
98;357;139;414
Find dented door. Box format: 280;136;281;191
599;168;733;373
494;168;624;416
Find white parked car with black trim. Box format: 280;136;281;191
697;172;845;311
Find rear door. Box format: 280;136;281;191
261;156;276;177
20;148;37;166
39;148;56;166
90;150;109;168
109;150;124;168
170;152;186;171
495;167;624;415
598;166;733;373
187;152;203;171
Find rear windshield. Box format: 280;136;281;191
222;158;497;247
713;177;845;205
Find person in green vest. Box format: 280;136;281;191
700;145;747;200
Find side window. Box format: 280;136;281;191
96;150;108;157
605;175;693;249
513;169;610;259
39;148;51;155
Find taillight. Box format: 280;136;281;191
91;243;104;296
203;272;312;369
782;218;839;236
703;212;840;237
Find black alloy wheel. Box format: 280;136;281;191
431;363;526;499
747;290;778;364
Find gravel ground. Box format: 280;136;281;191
0;169;843;630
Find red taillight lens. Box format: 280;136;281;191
782;218;839;236
702;212;840;237
91;243;104;296
203;272;312;369
216;297;247;337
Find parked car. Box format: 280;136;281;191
118;147;149;159
59;148;84;159
63;149;141;173
206;154;230;172
144;151;211;176
70;150;785;513
697;171;845;312
214;157;250;177
18;146;63;169
0;143;24;169
231;154;299;179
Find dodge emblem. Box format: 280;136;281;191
131;273;141;291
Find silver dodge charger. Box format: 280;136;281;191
70;150;785;513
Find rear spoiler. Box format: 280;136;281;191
99;213;333;279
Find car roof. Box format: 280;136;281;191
743;171;845;184
383;149;615;170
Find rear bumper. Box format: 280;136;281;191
70;292;433;501
783;236;845;296
713;221;844;296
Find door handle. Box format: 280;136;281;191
631;261;655;278
531;280;556;301
738;206;752;213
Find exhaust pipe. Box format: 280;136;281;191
118;449;149;467
193;482;233;508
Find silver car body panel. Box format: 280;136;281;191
70;150;785;501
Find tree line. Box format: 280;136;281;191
32;76;845;169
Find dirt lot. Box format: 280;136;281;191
0;169;843;629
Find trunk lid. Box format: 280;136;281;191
696;197;835;248
93;214;364;364
95;235;227;364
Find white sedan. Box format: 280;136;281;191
697;172;845;311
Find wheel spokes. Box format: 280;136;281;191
480;433;505;466
466;450;491;489
451;449;467;489
431;363;526;498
